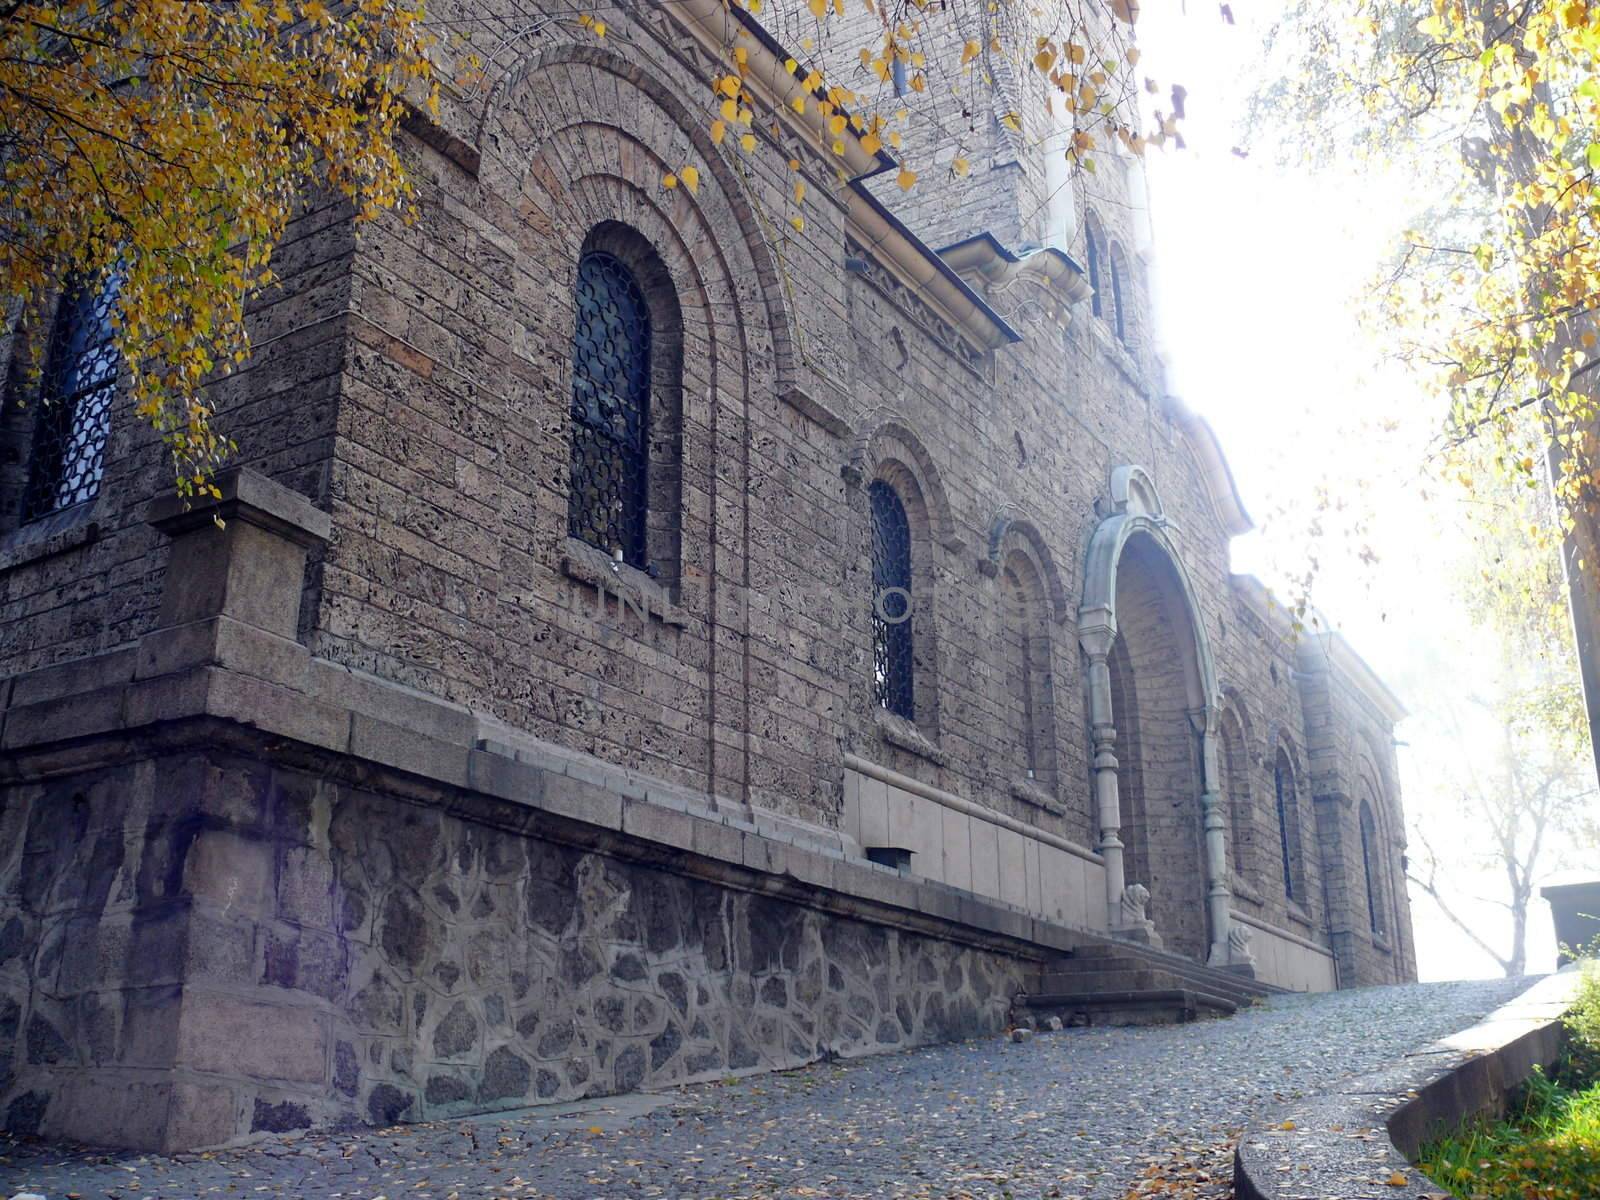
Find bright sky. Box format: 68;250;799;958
1134;1;1568;980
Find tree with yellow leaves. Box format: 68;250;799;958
0;0;433;499
638;0;1187;219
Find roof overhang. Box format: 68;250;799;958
1166;396;1252;538
938;232;1094;309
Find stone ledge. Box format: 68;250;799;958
146;465;331;546
0;509;99;574
1233;969;1584;1200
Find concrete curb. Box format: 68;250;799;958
1233;969;1584;1200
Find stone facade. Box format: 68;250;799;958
0;0;1414;1151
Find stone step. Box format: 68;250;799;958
1065;937;1287;1000
1061;958;1265;1008
1037;966;1170;994
1017;987;1237;1027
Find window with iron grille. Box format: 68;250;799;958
1274;752;1297;901
568;250;650;567
1109;244;1130;346
1359;798;1385;935
869;479;914;720
21;274;120;523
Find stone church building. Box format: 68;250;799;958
0;0;1414;1151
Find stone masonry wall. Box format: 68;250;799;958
0;735;1024;1150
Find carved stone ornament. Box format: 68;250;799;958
1228;921;1257;966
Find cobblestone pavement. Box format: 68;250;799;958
1;976;1530;1200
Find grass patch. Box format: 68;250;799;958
1419;964;1600;1200
1418;1060;1600;1200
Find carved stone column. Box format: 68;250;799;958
1194;705;1239;970
1080;613;1137;938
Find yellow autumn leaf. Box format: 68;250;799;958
790;214;805;232
962;40;980;63
710;120;727;144
681;165;700;193
897;167;916;190
741;133;757;151
860;132;883;155
1384;1172;1408;1187
794;180;806;202
663;172;679;189
1279;1120;1297;1131
952;157;970;176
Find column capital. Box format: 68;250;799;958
1077;605;1117;656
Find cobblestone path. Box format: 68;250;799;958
2;977;1529;1200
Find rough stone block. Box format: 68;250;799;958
176;992;327;1083
164;1080;240;1151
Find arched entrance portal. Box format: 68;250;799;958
1105;534;1209;958
1080;467;1247;970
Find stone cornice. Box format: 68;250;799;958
1298;631;1408;725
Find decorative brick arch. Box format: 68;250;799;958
983;512;1070;624
461;47;801;810
853;415;962;552
475;42;795;407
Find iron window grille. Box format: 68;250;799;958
22;273;120;523
1274;757;1296;901
568;250;650;568
869;480;914;720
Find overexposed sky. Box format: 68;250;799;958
1134;1;1567;979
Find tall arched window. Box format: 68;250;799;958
1359;797;1386;936
569;250;650;567
21;273;121;523
1084;212;1105;320
870;479;914;720
1002;549;1057;790
1109;243;1131;348
1273;750;1300;902
1220;713;1253;887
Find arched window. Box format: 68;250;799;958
1084;212;1105;320
869;479;914;720
1109;242;1132;348
569;250;650;568
1273;750;1301;902
1359;797;1386;936
1220;713;1253;887
21;273;120;523
1002;549;1057;790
